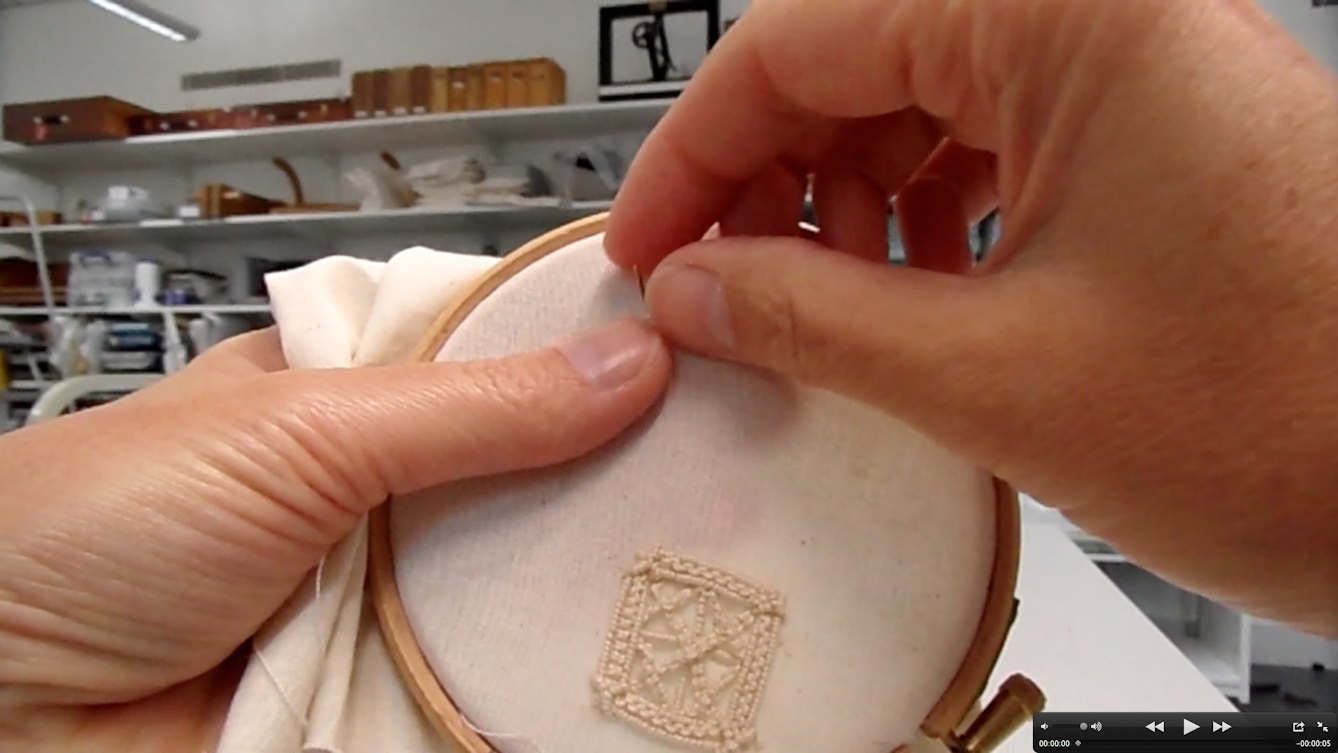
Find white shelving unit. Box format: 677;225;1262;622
0;303;272;316
1021;496;1252;703
0;102;655;289
0;101;670;176
0;200;615;248
0;101;666;429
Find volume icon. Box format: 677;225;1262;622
1091;722;1103;732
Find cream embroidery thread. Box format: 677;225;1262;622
592;549;785;753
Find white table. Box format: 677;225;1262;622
989;524;1235;752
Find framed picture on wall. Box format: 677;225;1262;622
598;1;721;102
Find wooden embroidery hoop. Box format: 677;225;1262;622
368;212;1045;753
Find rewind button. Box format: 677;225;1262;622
1146;721;1165;733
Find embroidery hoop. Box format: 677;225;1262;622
368;213;1044;753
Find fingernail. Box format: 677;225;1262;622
646;264;736;351
557;320;658;390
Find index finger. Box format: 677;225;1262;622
604;0;1004;271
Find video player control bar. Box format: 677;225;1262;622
1033;712;1335;752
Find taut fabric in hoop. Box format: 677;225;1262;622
387;229;998;753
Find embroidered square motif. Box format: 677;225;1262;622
592;549;785;753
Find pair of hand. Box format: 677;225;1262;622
0;320;670;750
2;0;1336;750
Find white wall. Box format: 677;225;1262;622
1257;0;1338;71
0;0;749;109
0;0;1330;112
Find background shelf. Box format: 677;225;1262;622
1167;631;1246;691
0;101;669;176
0;200;613;248
0;303;272;316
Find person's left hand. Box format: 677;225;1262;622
0;321;670;752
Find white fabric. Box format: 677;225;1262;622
218;236;979;753
218;247;497;753
396;235;997;753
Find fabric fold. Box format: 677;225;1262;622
216;246;497;753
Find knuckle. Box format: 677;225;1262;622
261;378;384;505
731;277;834;386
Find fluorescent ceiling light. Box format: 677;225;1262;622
84;0;199;42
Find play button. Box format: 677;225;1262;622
1184;719;1200;735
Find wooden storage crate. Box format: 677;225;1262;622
130;108;234;136
3;96;155;145
352;71;376;118
231;98;351;129
483;63;509;110
524;58;566;107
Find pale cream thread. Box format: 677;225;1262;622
314;555;326;601
459;710;549;753
592;549;785;753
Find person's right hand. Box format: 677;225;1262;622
605;0;1338;636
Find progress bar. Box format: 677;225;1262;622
1034;712;1335;752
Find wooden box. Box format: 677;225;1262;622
447;67;470;111
409;65;433;115
483;63;509;110
130;108;233;136
506;62;530;108
371;69;391;116
352;71;376;118
464;66;486;111
526;58;566;107
4;210;63;226
194;184;281;219
0;258;69;305
430;67;452;113
3;96;155;145
231;99;351;129
388;67;412;116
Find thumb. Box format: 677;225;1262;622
642;237;1047;469
0;320;672;706
207;319;672;548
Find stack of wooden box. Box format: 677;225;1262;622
1;57;568;148
350;58;566;117
0;211;62;226
1;96;353;144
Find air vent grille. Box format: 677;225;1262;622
182;60;342;91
